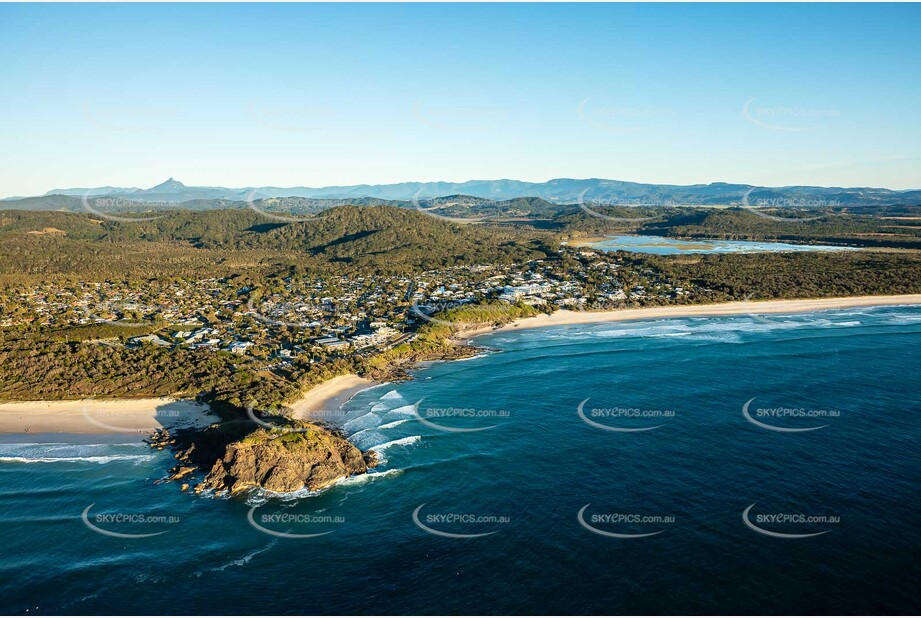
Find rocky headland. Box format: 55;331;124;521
149;415;377;495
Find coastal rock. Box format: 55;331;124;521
201;423;371;495
168;465;196;482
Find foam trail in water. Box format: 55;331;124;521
379;390;405;402
335;468;404;487
0;455;154;464
195;539;279;576
368;436;421;465
378;419;411;430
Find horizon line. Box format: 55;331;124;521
12;175;921;201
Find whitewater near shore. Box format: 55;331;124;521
290;374;378;420
2;295;919;434
457;294;921;339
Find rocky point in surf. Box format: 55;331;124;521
151;416;378;495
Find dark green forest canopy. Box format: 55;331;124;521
0;205;556;279
640;251;921;299
558;206;921;249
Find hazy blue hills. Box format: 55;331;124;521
3;177;920;213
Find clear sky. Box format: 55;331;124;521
1;3;919;197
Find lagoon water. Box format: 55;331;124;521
587;234;857;254
1;306;919;614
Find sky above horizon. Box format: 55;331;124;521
1;3;919;197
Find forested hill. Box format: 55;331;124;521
0;192;573;221
0;205;555;276
556;205;921;250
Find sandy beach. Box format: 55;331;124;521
290;374;378;420
2;295;917;434
0;398;218;435
0;376;378;436
458;294;921;338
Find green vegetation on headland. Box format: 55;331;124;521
362;302;541;378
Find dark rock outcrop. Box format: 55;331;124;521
202;425;374;494
149;416;377;496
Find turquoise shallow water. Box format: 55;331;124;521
0;306;919;614
587;234;857;254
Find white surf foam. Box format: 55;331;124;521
195;539;279;575
367;436;421;465
379;390;405;402
0;454;154;464
334;468;404;487
383;404;418;419
342;412;381;434
378;419;411;430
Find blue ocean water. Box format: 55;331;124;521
1;306;919;615
587;234;858;254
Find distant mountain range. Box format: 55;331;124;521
3;177;920;212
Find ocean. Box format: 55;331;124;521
1;305;918;615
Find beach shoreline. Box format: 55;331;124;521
3;295;918;435
289;374;379;420
0;398;218;435
456;294;921;339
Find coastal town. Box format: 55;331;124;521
0;246;698;363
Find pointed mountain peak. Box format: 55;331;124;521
147;178;187;193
